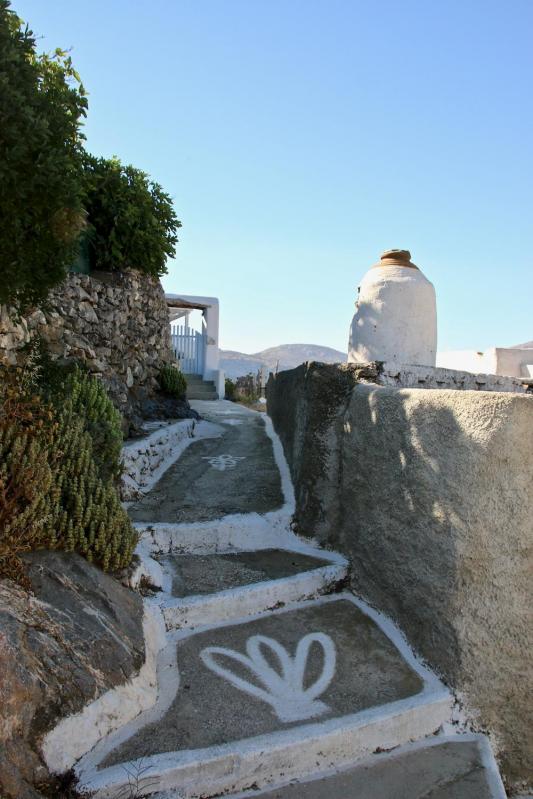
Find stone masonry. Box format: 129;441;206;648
0;269;175;425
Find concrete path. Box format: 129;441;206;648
129;402;283;523
73;401;508;799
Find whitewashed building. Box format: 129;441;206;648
166;294;225;399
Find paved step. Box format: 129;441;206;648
44;401;507;799
157;547;348;629
75;595;451;798
128;411;284;524
185;375;214;383
185;376;218;400
223;735;507;799
187;391;217;402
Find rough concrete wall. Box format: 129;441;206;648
267;364;533;792
0;270;174;424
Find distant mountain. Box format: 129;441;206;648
513;341;533;348
220;344;346;379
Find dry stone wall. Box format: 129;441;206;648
0;269;175;427
267;362;533;792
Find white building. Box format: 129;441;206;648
437;347;533;379
166;294;225;399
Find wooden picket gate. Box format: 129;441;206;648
170;325;206;375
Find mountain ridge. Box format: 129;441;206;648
220;343;346;378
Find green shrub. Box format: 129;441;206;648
159;363;187;399
59;367;123;483
0;361;137;585
0;1;87;310
82;154;181;277
46;394;136;573
0;380;56;584
23;343;124;483
225;377;236;401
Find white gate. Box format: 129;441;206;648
170;324;206;375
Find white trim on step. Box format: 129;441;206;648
219;733;507;799
75;594;452;799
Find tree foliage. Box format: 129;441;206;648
0;0;88;310
82;154;181;277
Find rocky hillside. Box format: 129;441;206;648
0;552;144;799
220;343;346;378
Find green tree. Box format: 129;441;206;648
82;154;181;277
0;1;87;310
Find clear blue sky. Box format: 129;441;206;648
16;0;533;353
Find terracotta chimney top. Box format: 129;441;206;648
373;249;418;269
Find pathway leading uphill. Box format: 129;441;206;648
75;401;507;798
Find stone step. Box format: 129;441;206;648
75;595;451;798
185;375;218;400
223;735;507;799
185;377;215;386
157;547;349;629
186;392;218;400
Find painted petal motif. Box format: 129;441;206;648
200;632;336;723
202;454;246;471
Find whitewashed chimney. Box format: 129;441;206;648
348;249;437;367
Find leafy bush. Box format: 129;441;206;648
24;343;124;482
58;366;123;483
0;380;56;584
0;359;137;584
225;377;236;401
159;363;187;399
82;154;181;277
0;1;87;310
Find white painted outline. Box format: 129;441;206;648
121;418;223;502
42;402;506;799
220;733;507;799
201;453;246;471
75;593;451;799
200;632;336;723
160;555;347;631
42;604;167;775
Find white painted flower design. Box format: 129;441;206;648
200;632;336;723
202;454;246;471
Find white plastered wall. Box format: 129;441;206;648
166;294;225;397
348;265;437;367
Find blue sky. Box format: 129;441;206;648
16;0;533;353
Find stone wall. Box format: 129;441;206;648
0;269;175;428
377;361;531;392
267;363;533;792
